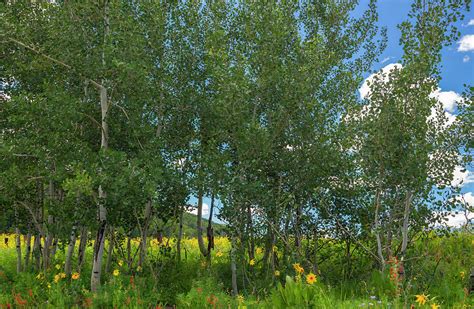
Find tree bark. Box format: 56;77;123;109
43;215;54;271
91;0;110;292
206;194;215;261
105;226;115;274
23;231;31;271
65;221;78;277
374;190;385;270
400;191;413;258
77;226;88;272
138;200;152;267
196;191;209;257
15;227;22;273
177;207;184;261
230;237;238;296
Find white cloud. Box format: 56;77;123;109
442;210;473;228
188;203;209;217
462;192;474;206
451;166;474;187
430;89;461;113
467;19;474;26
457;34;474;52
428;88;462;128
381;57;392;64
463;55;471;63
359;63;403;99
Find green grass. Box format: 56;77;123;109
0;232;473;308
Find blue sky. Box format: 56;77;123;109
192;1;474;224
357;0;474;221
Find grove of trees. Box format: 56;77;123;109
1;0;472;296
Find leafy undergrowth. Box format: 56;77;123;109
0;233;473;308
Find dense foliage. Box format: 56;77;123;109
0;0;472;307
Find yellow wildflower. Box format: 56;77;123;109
237;294;244;303
293;263;304;274
415;294;428;305
36;273;44;280
59;272;66;279
460;271;465;280
118;260;124;267
54;274;60;283
71;272;80;280
113;269;120;276
47;283;51;289
431;304;440;309
272;245;278;252
249;259;255;266
216;251;223;257
274;270;280;277
255;247;263;255
306;273;317;284
55;264;61;270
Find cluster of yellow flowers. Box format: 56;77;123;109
415;294;440;309
292;263;317;285
292;263;304;274
54;272;66;283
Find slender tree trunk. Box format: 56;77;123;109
105;227;115;274
43;215;53;271
24;231;31;271
33;233;41;270
90;0;110;292
65;219;78;277
295;202;302;248
126;235;132;269
196;191;209;257
177;207;184;261
400;191;413;258
50;237;59;259
230;237;238;296
374;190;385;270
91;195;107;292
246;204;254;262
206;194;215;263
139;200;152;268
15;227;22;273
77;226;88;272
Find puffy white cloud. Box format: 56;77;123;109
457;34;474;52
188;203;209;217
359;63;402;99
467;19;474;26
462;192;474;206
430;89;461;113
451;166;474;187
463;55;471;63
442;211;473;228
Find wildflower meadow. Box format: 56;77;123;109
2;0;474;308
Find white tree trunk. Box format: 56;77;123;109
138;200;152;268
400;191;413;258
65;222;78;277
23;232;31;271
91;0;110;291
77;226;88;272
230;237;238;296
15;227;22;273
196;192;208;257
374;190;385;270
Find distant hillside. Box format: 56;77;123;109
179;213;226;238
